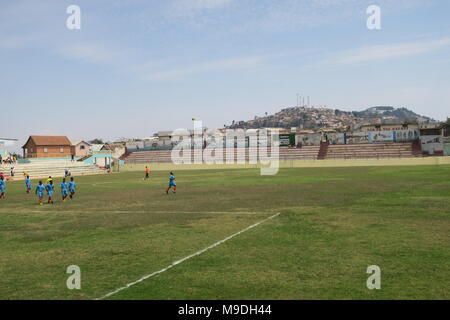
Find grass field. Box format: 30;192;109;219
0;165;449;300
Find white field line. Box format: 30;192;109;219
91;181;156;186
95;212;281;300
111;211;262;215
91;182;116;186
29;210;263;215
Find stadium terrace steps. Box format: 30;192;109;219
123;146;321;164
324;143;422;159
0;160;107;180
122;143;423;164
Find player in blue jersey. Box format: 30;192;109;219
0;176;6;199
46;180;54;204
60;178;69;201
68;177;76;199
166;171;176;194
25;175;32;194
36;181;45;205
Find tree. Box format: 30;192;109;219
440;118;450;129
89;138;104;144
440;118;450;136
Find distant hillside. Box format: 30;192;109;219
226;106;434;130
352;106;432;122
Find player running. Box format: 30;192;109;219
144;166;150;180
166;171;176;194
60;178;69;201
0;176;5;199
46;180;54;204
25;175;32;193
36;181;45;205
68;177;76;199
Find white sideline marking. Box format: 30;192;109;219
95;212;281;300
112;211;262;215
29;210;261;215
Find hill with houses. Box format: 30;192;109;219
226;106;434;131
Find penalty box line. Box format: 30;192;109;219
95;212;281;300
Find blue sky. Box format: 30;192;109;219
1;0;450;151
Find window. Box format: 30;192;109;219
44;148;48;153
30;148;34;153
60;147;64;153
80;145;85;150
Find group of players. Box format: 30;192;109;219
0;175;76;205
0;168;175;202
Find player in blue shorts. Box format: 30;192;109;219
0;176;6;199
36;181;45;205
68;177;76;199
60;178;69;201
25;175;32;194
166;171;176;194
46;180;55;204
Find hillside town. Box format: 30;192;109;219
226;106;435;131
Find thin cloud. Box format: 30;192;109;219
171;0;234;16
331;37;450;65
143;55;263;81
57;43;120;64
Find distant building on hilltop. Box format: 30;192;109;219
356;121;419;132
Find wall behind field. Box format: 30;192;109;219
116;157;450;172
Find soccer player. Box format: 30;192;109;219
60;178;69;201
0;176;6;199
166;171;176;194
46;180;54;204
45;176;53;185
36;181;45;205
68;177;76;199
25;175;32;194
144;166;150;180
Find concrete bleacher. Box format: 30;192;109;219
324;143;422;160
0;160;107;180
122;143;423;164
123;146;321;164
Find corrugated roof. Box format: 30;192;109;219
90;144;104;152
23;136;71;147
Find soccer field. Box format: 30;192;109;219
0;166;449;300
